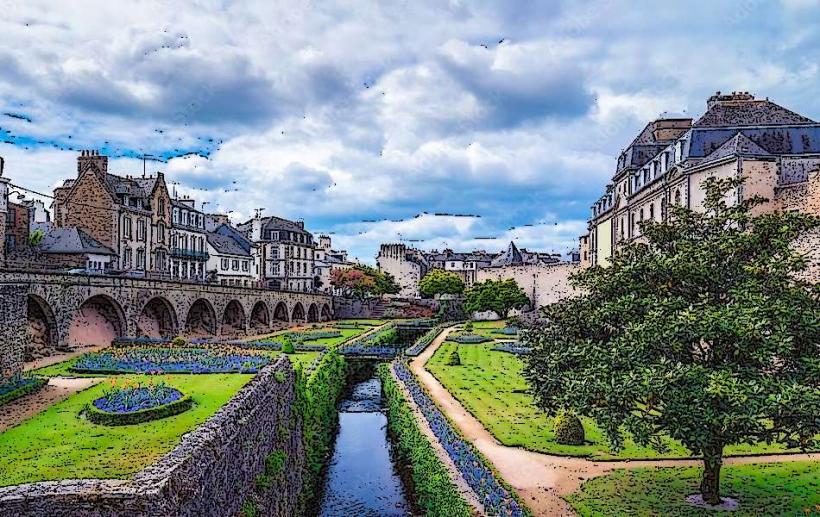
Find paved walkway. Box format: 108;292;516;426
0;377;105;432
410;326;819;516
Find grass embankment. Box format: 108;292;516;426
428;338;802;460
378;364;472;517
567;461;820;516
0;373;252;486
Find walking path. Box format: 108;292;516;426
410;326;819;516
0;377;104;432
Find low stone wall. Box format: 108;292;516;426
333;296;439;319
0;357;305;517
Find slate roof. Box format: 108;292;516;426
687;126;820;160
262;216;310;235
491;241;524;267
698;132;773;164
694;99;814;128
39;227;116;256
206;231;250;257
215;224;253;254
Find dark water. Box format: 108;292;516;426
318;377;411;516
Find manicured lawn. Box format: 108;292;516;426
427;341;803;459
566;461;820;516
0;373;252;486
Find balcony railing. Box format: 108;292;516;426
170;248;209;261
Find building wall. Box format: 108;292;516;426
377;244;424;298
594;216;613;267
777;170;820;282
5;203;30;255
61;170;117;250
476;262;580;310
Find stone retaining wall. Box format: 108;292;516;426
0;357;305;516
333;296;439;319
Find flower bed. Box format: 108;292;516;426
0;375;48;406
450;333;493;344
71;347;271;374
113;336;170;346
492;342;531;355
339;322;402;357
392;361;528;516
406;323;452;356
86;381;193;425
492;326;520;336
398;318;439;328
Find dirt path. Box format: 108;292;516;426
410;326;819;516
24;343;111;372
0;377;105;432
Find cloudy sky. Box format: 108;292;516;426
1;0;819;262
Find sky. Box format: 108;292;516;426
1;0;819;263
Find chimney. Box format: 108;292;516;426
707;90;755;109
251;217;263;241
319;235;331;250
77;150;108;178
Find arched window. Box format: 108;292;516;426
674;189;682;205
649;203;654;220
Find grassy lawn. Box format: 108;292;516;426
0;373;252;486
567;461;820;516
427;341;802;459
257;320;383;348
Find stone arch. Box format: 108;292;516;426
321;303;332;322
25;294;59;362
68;294;126;347
221;300;247;336
291;302;305;323
307;303;319;323
185;298;217;336
137;297;178;338
249;301;270;332
273;301;289;322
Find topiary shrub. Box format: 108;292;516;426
463;321;474;332
446;349;461;366
171;336;186;347
281;337;295;354
554;409;585;445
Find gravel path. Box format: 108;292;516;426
0;377;105;432
411;326;819;516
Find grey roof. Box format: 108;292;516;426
694;99;814;128
171;199;203;214
39;228;116;256
687;126;820;160
206;231;250;257
699;132;773;164
215;223;253;254
491;241;524;266
134;176;159;194
262;216;309;234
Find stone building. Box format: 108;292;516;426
426;249;494;288
4;201;30;258
37;227;117;270
314;235;355;295
376;243;430;298
170;198;208;281
238;215;316;292
586;91;820;277
206;224;256;287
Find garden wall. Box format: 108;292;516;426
333;296;439;319
0;357;306;517
0;284;27;378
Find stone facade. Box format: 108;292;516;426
238;215;317;292
476;262;580;310
0;358;306;517
376;243;429;298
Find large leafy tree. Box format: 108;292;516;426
419;268;465;298
330;264;400;299
464;279;529;318
523;177;820;505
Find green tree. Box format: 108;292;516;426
28;229;45;247
523;177;820;505
330;264;400;299
463;279;529;318
419;268;465;298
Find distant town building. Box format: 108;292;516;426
314;235;355;295
206;224;256;287
238;215;316;292
170;198;208;281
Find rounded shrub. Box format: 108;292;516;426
171;336;187;347
554;410;585;445
463;321;474;332
281;338;296;354
86;393;193;426
446;349;461;366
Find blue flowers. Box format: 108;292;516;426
493;326;520;336
451;334;493;344
406;324;449;356
392;361;526;516
94;381;183;413
492;342;531;355
72;347;272;374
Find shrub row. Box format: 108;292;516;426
450;333;493;344
405;323;452;357
85;394;193;426
392;361;529;516
377;364;472;517
492;342;531;355
339;322;402;357
0;376;48;406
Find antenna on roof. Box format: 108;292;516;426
254;207;265;218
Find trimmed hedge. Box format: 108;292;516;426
0;377;48;406
85;394;194;426
554;410;585;445
378;365;472;517
451;333;492;344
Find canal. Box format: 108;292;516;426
318;375;411;516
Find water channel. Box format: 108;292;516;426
318;375;411;516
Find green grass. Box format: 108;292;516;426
257;321;382;348
427;341;802;459
567;461;820;516
0;373;252;486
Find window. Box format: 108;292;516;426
173;208;179;224
137;249;146;270
675;189;682;205
242;261;249;272
7;209;15;225
157;222;166;244
649;204;654;220
640;208;644;221
124;248;133;267
181;263;188;278
271;247;279;260
5;235;16;251
232;259;239;271
123;217;132;239
159;198;166;217
137;219;146;241
221;258;229;270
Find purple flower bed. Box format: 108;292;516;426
94;382;183;413
392;361;526;516
492;342;531;355
493;326;520;336
451;333;493;344
71;347;271;374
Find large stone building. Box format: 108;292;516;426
314;235;355;295
170;198;208;281
584;91;820;273
238;215;316;292
206;224;256;287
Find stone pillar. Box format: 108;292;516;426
0;284;27;378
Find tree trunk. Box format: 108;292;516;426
700;444;724;505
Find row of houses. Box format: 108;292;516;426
579;91;820;280
0;151;356;292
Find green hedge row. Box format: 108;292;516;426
85;395;194;426
377;364;472;517
0;377;48;406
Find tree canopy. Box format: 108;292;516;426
419;268;465;298
463;279;529;318
523;177;820;505
330;264;400;299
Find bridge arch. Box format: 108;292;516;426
321;303;332;322
68;294;126;347
249;301;270;332
137;297;178;338
221;300;247;336
185;299;217;336
273;301;289;323
26;294;58;362
291;302;305;323
307;303;319;323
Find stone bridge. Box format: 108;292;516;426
0;271;333;376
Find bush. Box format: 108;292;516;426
554;410;585;445
85;394;193;426
451;333;492;344
282;338;296;354
463;321;474;332
171;336;187;347
0;376;47;406
446;349;461;366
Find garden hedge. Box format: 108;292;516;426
85;394;194;426
378;365;472;517
0;377;48;406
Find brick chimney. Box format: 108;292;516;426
707;90;755;110
77;150;108;179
